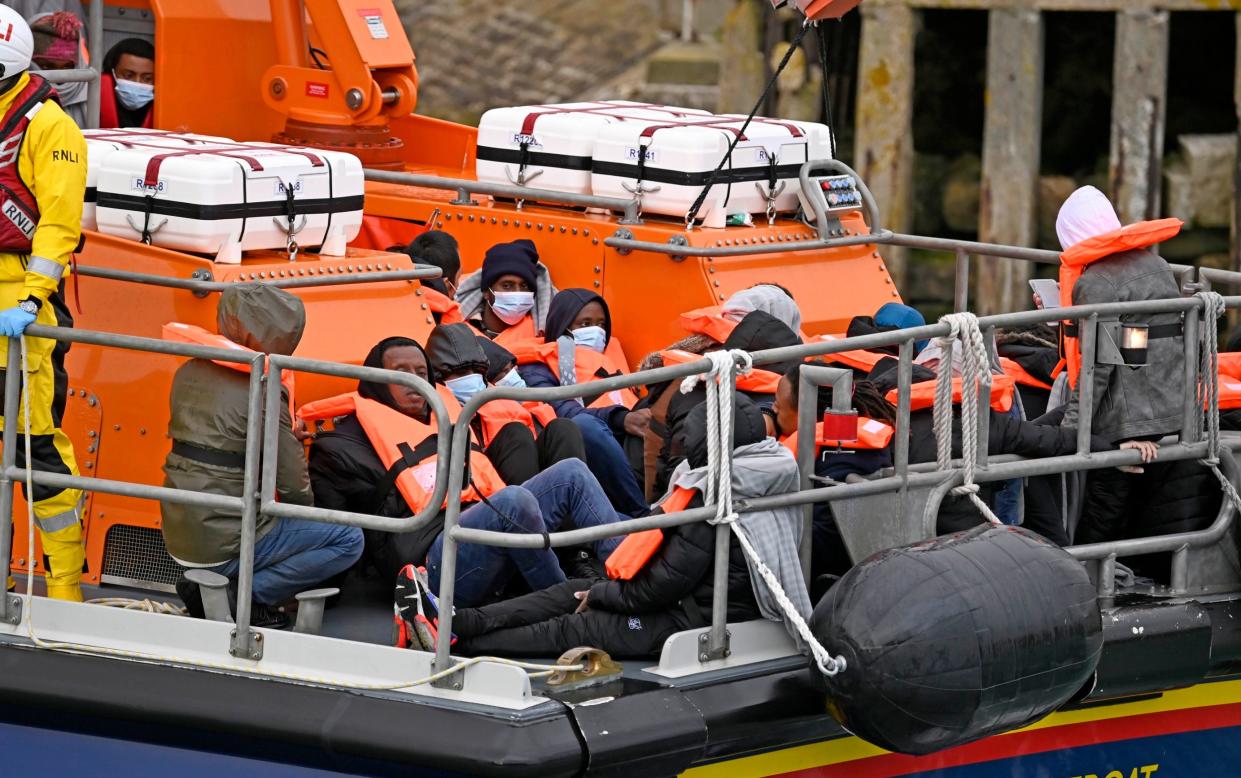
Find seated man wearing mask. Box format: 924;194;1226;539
28;12;86;126
518;289;649;516
304;335;626;604
425;322;584;484
456;239;556;348
99;38;153;129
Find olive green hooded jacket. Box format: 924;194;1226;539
160;284;312;566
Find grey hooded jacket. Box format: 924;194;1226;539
1061;248;1185;444
161;284;313;566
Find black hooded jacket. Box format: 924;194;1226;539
425;323;490;379
587;396;765;624
309;337;443;567
518;288;626;425
653;311;800;496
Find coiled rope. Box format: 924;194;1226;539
931;312;1002;525
16;336;581;690
682;350;846;677
1194;292;1241;514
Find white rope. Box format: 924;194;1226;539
931;312;1002;525
687;349;846;677
1194;292;1241;515
14;336;581;691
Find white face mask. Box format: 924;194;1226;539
444;373;487;404
113;72;154;110
572;325;607;353
496;368;526;389
489;290;534;325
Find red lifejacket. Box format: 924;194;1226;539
886;374;1016;413
0;75;58;253
780;416;894;454
422;286;464;325
162;322;297;412
1059;218;1183;387
514;340;638;410
659;348;781;395
680;306;735;343
604;486;697;580
298;392;506;513
98;72;153;130
999;357;1053;391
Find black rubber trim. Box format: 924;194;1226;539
476;145;593;171
94;192;365;221
0;641;584;777
84;187;96;204
591;160;804;187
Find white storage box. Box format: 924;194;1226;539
476;101;710;195
93;141;364;262
590;115;833;227
83;129;230;231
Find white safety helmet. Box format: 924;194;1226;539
0;6;33;80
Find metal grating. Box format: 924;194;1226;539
101;524;181;593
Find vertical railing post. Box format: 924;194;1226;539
0;339;24;623
1181;304;1202;444
1170;544;1189;594
975;326;995;469
705;367;741;662
954;248;970;313
431;417;471;688
893;340;913;478
229;357;267;661
1076;315;1099;455
85;0;103;129
796;366;820;581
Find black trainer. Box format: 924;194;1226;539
175;577;205;619
248;602;290;630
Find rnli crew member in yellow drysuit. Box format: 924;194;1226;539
0;7;88;602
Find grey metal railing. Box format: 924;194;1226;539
75;263;442;296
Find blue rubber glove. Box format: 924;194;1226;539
0;306;37;337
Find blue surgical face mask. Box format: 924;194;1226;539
113;72;154;110
445;373;487;403
489;290;534;325
572;325;607;353
496;368;526;389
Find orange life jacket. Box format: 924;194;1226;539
486;315;539;350
659;349;782;395
1215;352;1241;410
808;335;891;373
1058;218;1183;387
162;323;297;413
680;306;736;343
780;416;894;455
298;392;506;513
886;374;1016;414
515;340;638;410
999;357;1053;391
421;286;464;325
604;486;698;580
476;398;537;446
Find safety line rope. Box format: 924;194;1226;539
931;312;1002;525
1195;291;1241;515
683;350;846;677
16;336;581;691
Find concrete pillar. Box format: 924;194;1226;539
977;8;1044;314
1108;8;1170;224
854;1;916;286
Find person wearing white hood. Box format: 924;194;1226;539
1054;185;1184;545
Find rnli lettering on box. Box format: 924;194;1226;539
2;200;34;238
357;8;389;39
1070;764;1159;778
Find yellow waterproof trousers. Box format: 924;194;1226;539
0;303;83;602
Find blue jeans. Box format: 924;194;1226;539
213;518;364;605
571;412;649;516
426;458;625;607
